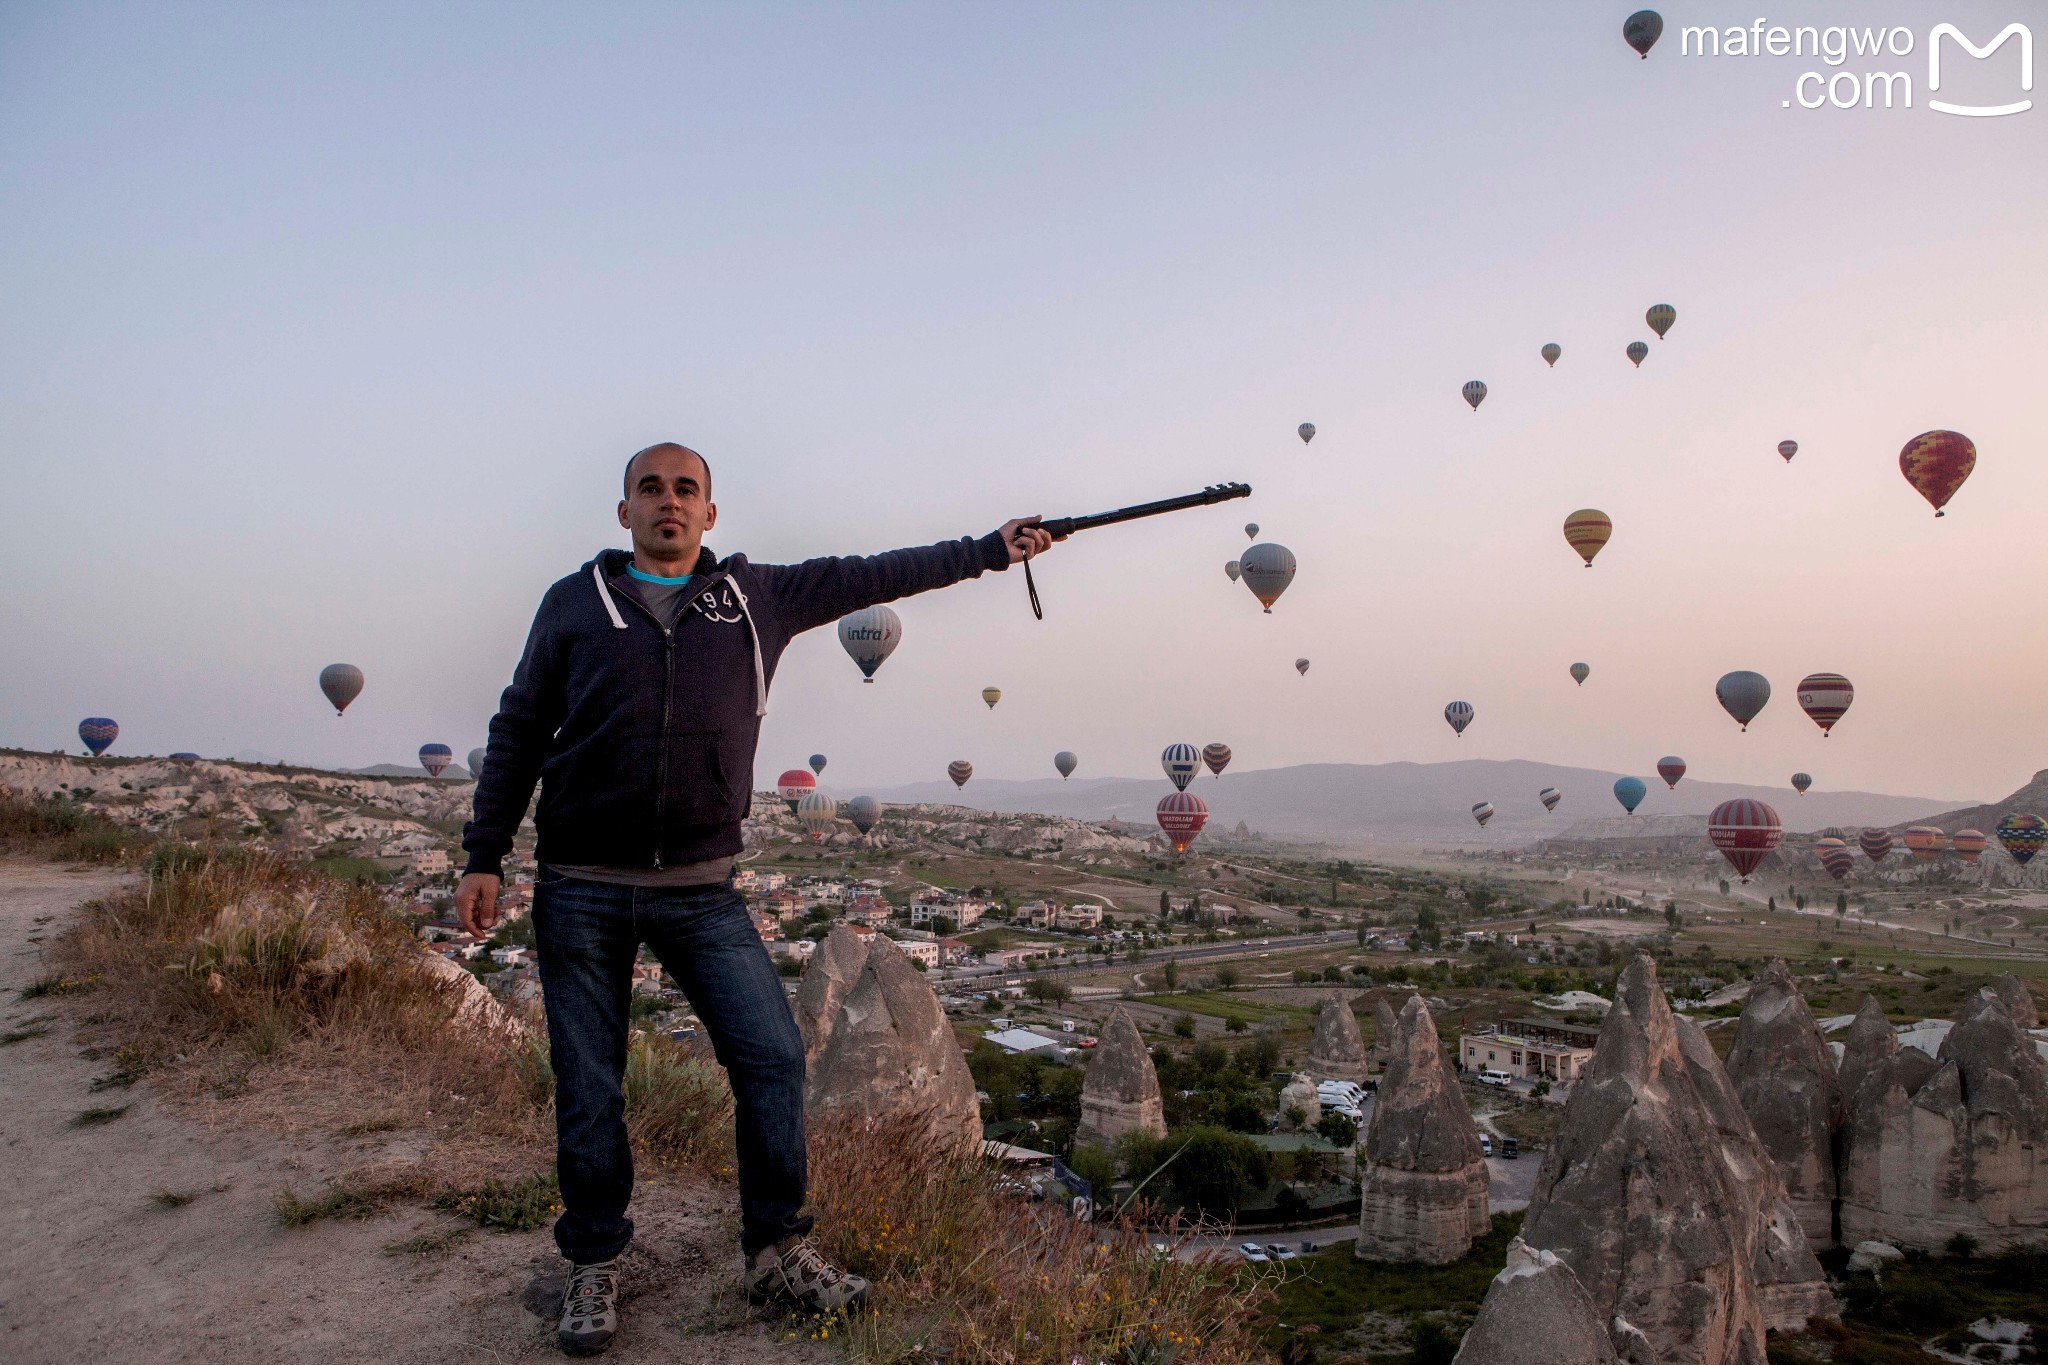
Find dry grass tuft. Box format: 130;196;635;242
806;1115;1275;1364
0;790;151;863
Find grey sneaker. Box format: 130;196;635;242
557;1258;620;1356
744;1237;871;1314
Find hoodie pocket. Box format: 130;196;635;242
661;729;736;829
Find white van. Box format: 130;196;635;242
1477;1069;1513;1088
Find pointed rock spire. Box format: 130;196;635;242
1370;996;1400;1074
1076;1006;1166;1147
1835;995;1898;1110
805;935;981;1149
1452;1239;1619;1365
794;924;871;1068
1356;995;1489;1264
1725;959;1842;1249
1306;993;1370;1084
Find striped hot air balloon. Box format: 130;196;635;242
1904;826;1946;862
419;743;453;777
1156;791;1209;853
797;790;838;842
1054;751;1078;780
1471;802;1495;827
1299;423;1316;444
1791;772;1813;794
78;717;118;756
1539;787;1562;812
1224;560;1240;582
1202;743;1232;778
1542;343;1561;367
1161;743;1201;791
1951;830;1988;865
468;747;488;780
1239;543;1297;613
1295;658;1310;676
1563;509;1612;567
1716;671;1772;731
846;794;880;835
1997;813;2047;866
1657;756;1687;789
319;663;364;716
981;686;1002;710
946;760;972;789
1444;701;1475;737
1899;430;1975;517
1613;777;1646;813
1796;673;1853;735
1462;380;1487;411
1778;440;1798;463
1626;341;1649;367
1244;523;1259;540
1858;828;1894;864
1570;662;1590;686
1646;304;1676;338
1708;798;1782;881
1815;838;1856;881
777;768;816;812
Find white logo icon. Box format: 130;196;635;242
1928;22;2032;116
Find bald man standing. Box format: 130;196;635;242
456;443;1055;1355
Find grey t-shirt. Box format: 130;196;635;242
552;565;734;888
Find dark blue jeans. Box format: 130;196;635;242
531;869;811;1262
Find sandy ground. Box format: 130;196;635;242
0;862;826;1365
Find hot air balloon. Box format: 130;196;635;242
319;663;364;716
1570;662;1590;686
419;744;453;778
1796;673;1853;736
1054;751;1078;780
1646;304;1675;339
468;747;487;780
1444;701;1475;737
1815;838;1855;881
777;769;817;813
1244;523;1259;540
1295;658;1310;676
809;753;827;776
1996;813;2047;866
169;752;200;761
1471;802;1495;827
947;760;972;789
1716;671;1772;731
1202;743;1232;778
1299;423;1316;444
1708;798;1782;881
78;718;118;756
1462;380;1487;412
1626;341;1649;367
1624;9;1663;57
846;795;880;835
1951;829;1988;865
1224;560;1240;582
1778;440;1798;463
797;790;838;842
1563;509;1612;567
1162;743;1200;792
1904;826;1946;863
1539;787;1562;812
1542;343;1561;367
1791;772;1813;795
1899;430;1976;517
1157;791;1209;853
981;687;1002;710
1239;543;1296;613
1613;776;1647;813
837;605;903;682
1858;828;1894;864
1656;757;1687;789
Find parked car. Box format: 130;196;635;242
1238;1242;1271;1263
1264;1243;1299;1261
1477;1069;1513;1087
1480;1134;1493;1158
1501;1137;1520;1159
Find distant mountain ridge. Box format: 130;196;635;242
1900;769;2048;836
855;759;1967;848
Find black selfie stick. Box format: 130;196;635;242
1022;481;1252;619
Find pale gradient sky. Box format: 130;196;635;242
2;3;2042;805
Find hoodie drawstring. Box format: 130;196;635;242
726;577;770;718
591;563;628;630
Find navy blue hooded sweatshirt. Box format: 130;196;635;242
462;533;1011;878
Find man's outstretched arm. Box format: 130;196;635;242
760;518;1057;635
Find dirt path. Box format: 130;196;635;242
0;861;826;1365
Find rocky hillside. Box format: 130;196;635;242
1903;768;2048;835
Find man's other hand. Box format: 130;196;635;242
456;872;502;936
1000;517;1058;563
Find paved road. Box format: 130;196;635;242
936;929;1356;990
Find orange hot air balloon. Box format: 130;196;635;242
1950;829;1988;864
1903;826;1946;862
1563;509;1612;567
1899;430;1975;517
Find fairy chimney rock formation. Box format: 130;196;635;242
1839;986;2048;1251
1370;996;1400;1074
1075;1006;1166;1147
1307;993;1370;1084
794;924;870;1068
1992;972;2039;1030
1519;951;1833;1365
1279;1073;1321;1128
1356;994;1490;1264
805;934;981;1149
1725;959;1842;1249
1452;1238;1619;1365
1835;995;1899;1111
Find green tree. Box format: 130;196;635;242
1837;892;1848;917
1665;903;1679;929
1162;959;1180;991
1215;964;1241;989
1068;1142;1116;1199
1024;978;1072;1004
1158;889;1171;919
1164;1127;1271;1218
1172;1013;1196;1039
1224;1014;1248;1034
1316;1111;1358;1146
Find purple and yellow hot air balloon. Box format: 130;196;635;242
1815;838;1855;881
1996;813;2047;867
1903;826;1946;863
1899;430;1975;517
1858;828;1894;864
1951;830;1988;865
78;718;119;756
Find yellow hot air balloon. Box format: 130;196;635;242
1563;509;1612;567
981;686;1001;710
1646;303;1675;338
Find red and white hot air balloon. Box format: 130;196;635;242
1656;756;1686;789
1796;673;1854;736
1156;792;1209;853
776;769;817;813
1708;798;1782;881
